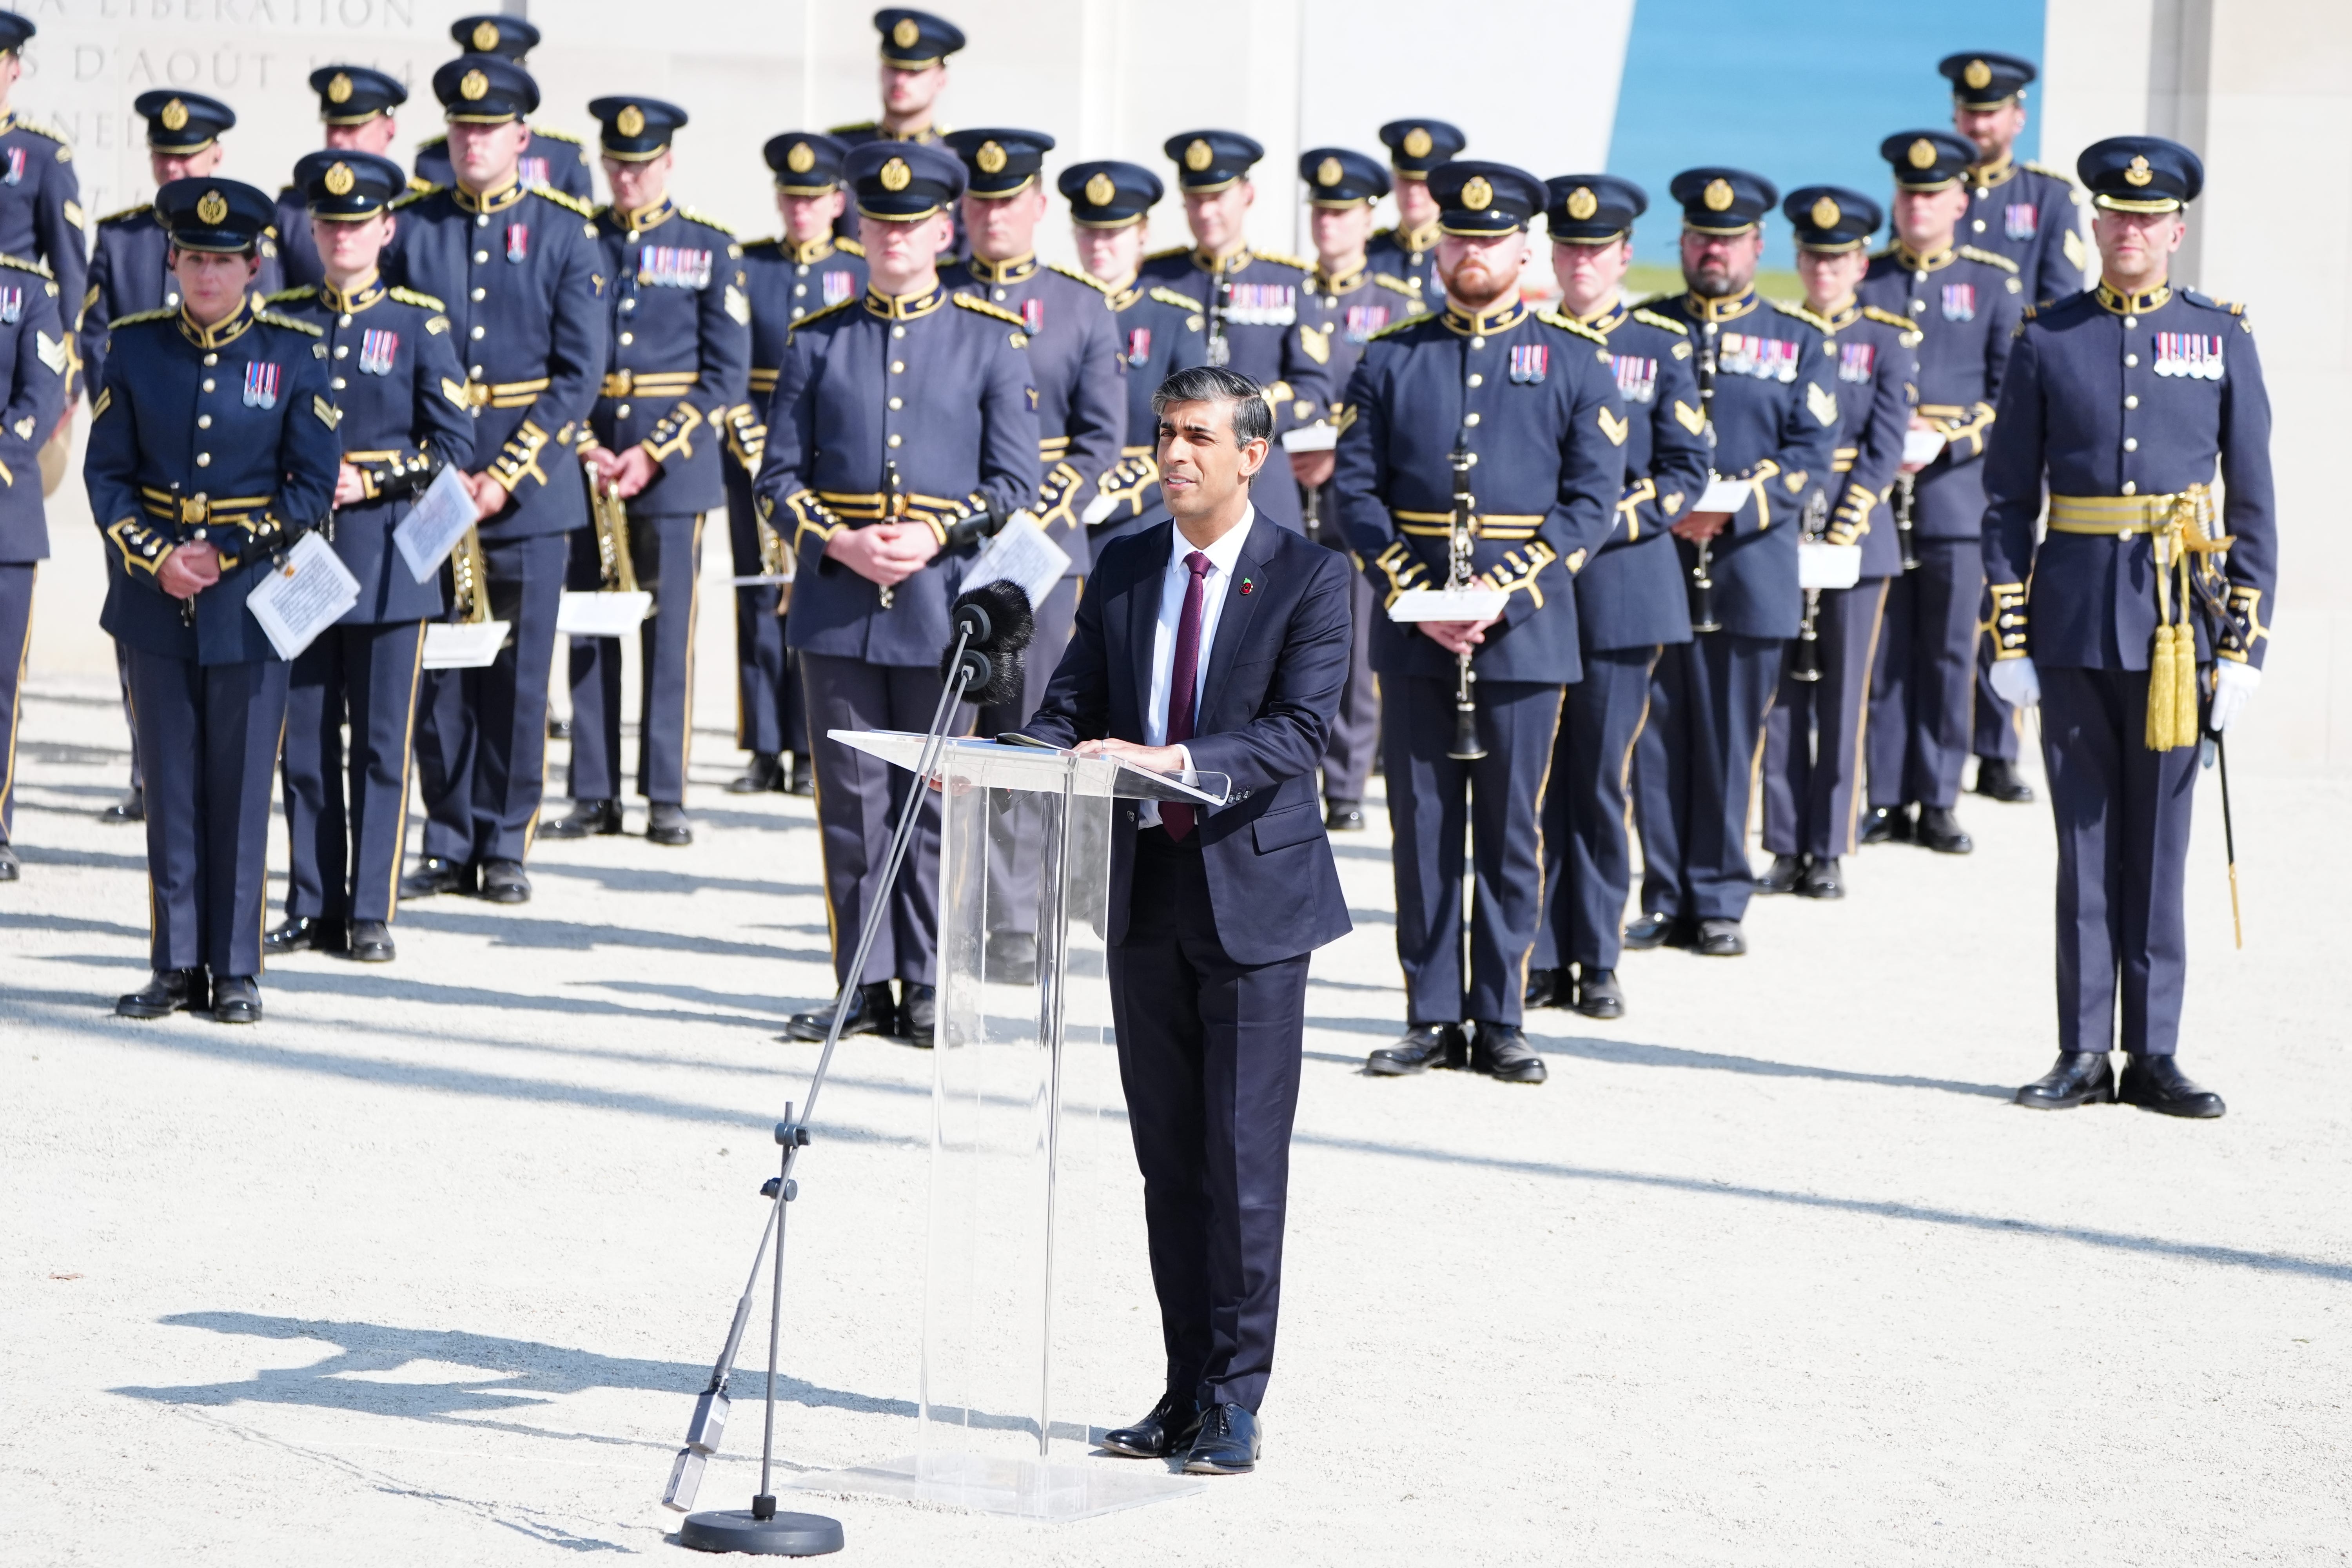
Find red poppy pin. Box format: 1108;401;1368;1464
1239;577;1254;596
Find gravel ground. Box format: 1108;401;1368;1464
3;670;2348;1566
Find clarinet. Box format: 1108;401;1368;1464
1444;425;1486;762
1691;319;1723;634
1894;470;1921;573
1206;274;1232;368
878;457;904;610
1790;488;1830;683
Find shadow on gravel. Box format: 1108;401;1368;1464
9;845;152;873
516;862;826;901
0;910;150;941
396;907;832;966
1530;1031;2014;1100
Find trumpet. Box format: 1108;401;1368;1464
1444;425;1486;762
1789;488;1831;684
585;457;639;593
1691;319;1723;634
449;525;492;624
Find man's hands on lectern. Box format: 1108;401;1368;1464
158;539;221;600
1419;615;1498;658
1077;737;1189;774
826;522;940;586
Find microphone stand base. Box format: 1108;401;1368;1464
679;1507;844;1557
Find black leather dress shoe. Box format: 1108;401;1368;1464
1324;799;1365;831
2118;1054;2225;1118
399;856;474;900
786;754;814;796
899;982;936;1047
1622;912;1687;950
785;980;897;1042
1101;1392;1203;1459
541;799;622;840
264;915;345;956
1798;856;1845;900
0;842;18;881
1471;1022;1547;1084
727;753;785;794
2014;1050;2114;1110
478;859;532;904
548;715;572;741
1858;804;1909;846
1915;806;1973;854
1366;1023;1465;1076
1523;967;1570;1010
646;802;693;846
117;968;205;1019
211;975;263;1024
99;787;145;824
1575;967;1625;1020
348;920;396;963
1697;918;1745;956
1754;853;1804;895
1183;1403;1260;1475
985;930;1038;985
1974;757;2036;804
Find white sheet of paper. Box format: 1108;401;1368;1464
1903;429;1947;466
960;511;1072;608
1279;423;1338;453
245;531;360;661
1798;541;1864;591
557;590;654;638
1696;476;1753;514
1388;586;1509;623
1080;490;1119;526
391;465;478;584
421;619;511;668
728;574;793;586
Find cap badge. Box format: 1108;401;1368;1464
893;16;920;48
1702;178;1733;212
879;156;911;192
1964;58;1993;91
1461;175;1493;212
786;140;815;174
323;161;356;196
196;189;228;226
976;140;1006;174
1402;126;1432;160
1084;171;1116;207
1566;185;1597;221
159;98;189;132
327;72;354;105
459;69;489;102
1183;138;1212;173
473;19;501;51
1908;138;1938;171
2124;154;2153;187
617;104;645;138
1810;195;1840;229
1317;156;1343;189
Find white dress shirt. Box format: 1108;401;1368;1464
1140;505;1255;827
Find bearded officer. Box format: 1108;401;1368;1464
1338;161;1626;1084
412;16;593;204
275;67;415;291
1525;174;1709;1019
1365;119;1464;309
0;241;70;886
722;132;867;799
756;141;1038;1048
1986;138;2272;1119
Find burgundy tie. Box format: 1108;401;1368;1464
1159;550;1213;841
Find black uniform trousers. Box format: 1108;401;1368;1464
281;619;426;924
565;512;704;804
1635;633;1783;924
1385;675;1563;1028
126;648;289;978
1867;539;1980;810
416;530;567;867
1762;580;1891;860
976;573;1079;939
1319;552;1379;804
1973;620;2023;762
113;638;145;792
724;466;807;760
0;563;30;843
2039;666;2197;1057
800;651;970;987
1109;825;1308;1414
1534;646;1657;975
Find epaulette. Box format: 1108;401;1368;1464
836;236;865;257
0;252;52;279
1956;245;2019;274
1630;307;1687;336
1367;313;1426;342
532;185;597;218
1373;274;1419;298
108;306;176;328
7;115;68;146
827;120;878;136
1771;299;1833;332
1249;247;1312;271
532;125;587;145
415;133;448;151
677;205;736;236
1536;309;1608;346
1149;285;1203;312
96;202;151;227
1860;305;1913;331
742;236;781;254
2021;160;2076;184
1144;244;1191;262
954;294;1027;329
388;285;447;311
783;296;858;338
262;285;315;305
407;174;435;193
1370;225;1397;242
1047;261;1111;295
2180;287;2244;316
390;183;441;211
258;310;324;337
1869;244;1898;262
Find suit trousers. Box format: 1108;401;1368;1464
0;563;30;842
1108;826;1309;1413
1867;539;1980;810
1762;580;1890;860
1973;615;2022;762
1635;632;1782;924
565;511;704;804
126;648;289;978
724;467;807;759
1319;551;1380;804
281;619;426;923
2039;665;2198;1056
1534;645;1658;975
1385;674;1564;1027
416;530;567;866
800;651;968;986
976;575;1079;937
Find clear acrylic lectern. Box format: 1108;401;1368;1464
789;734;1227;1521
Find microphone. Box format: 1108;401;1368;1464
940;579;1035;707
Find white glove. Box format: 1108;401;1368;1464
2207;660;2261;733
1988;655;2041;711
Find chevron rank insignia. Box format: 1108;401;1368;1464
312;394;341;429
1674;399;1705;435
34;330;66;373
1597;406;1628;446
1806;381;1838;426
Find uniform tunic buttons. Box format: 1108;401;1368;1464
201;378;215;392
196;414;211;428
165;292;180;307
795;264;808;276
335;344;349;358
1910;298;1926;313
2125;394;2139;409
1464;412;1481;426
888;396;902;410
330;378;345;390
475;214;489;229
621;298;635;311
619;332;633;345
1972;218;1986;232
2124;315;2138;329
790;307;804;320
2122;481;2138;495
2124;437;2138;451
470;325;486;339
994;288;1007;301
890;360;905;373
1466;373;1483;388
793;283;807;297
203;353;218;367
2125;353;2138;367
196;452;210;466
617;403;631;418
472;287;486;301
1470;336;1485;350
891;326;906;339
887;433;902;447
474;250;490;264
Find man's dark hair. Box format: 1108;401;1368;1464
1152;365;1273;450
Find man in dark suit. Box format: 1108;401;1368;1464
1012;363;1353;1477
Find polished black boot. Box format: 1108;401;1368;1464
1366;1023;1466;1076
0;842;17;881
547;714;572;741
210;975;263;1025
264;915;346;956
984;930;1037;985
1696;918;1746;956
1324;799;1365;831
1622;911;1690;950
1100;1392;1204;1459
726;752;786;794
1754;853;1804;895
1798;856;1845;900
116;968;206;1019
2118;1054;2226;1118
785;980;896;1042
478;859;532;904
348;921;396;962
1183;1403;1260;1475
646;802;693;846
398;856;474;900
98;787;144;824
2014;1051;2114;1110
1523;967;1571;1010
1974;757;2036;804
1858;804;1909;846
1915;806;1974;855
898;982;936;1047
1470;1022;1547;1084
541;799;623;840
1575;967;1625;1020
785;753;814;797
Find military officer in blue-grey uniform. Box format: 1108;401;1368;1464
1336;161;1626;1085
1526;174;1710;1020
1365;119;1463;312
413;16;594;205
722;132;867;799
89;178;340;1024
829;10;964;243
0;248;71;884
265;152;475;963
1857;131;2024;857
1062;159;1207;547
1756;187;1915;902
1296;146;1414;831
542;98;748;850
1630;167;1840;958
0;14;85;387
390;54;608;906
1985;137;2273;1119
755;141;1038;1047
274;67;417;292
1138;131;1329;537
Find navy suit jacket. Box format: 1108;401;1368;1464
1015;515;1354;967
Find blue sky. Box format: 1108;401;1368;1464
1608;0;2048;269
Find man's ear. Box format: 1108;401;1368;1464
1236;436;1269;479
